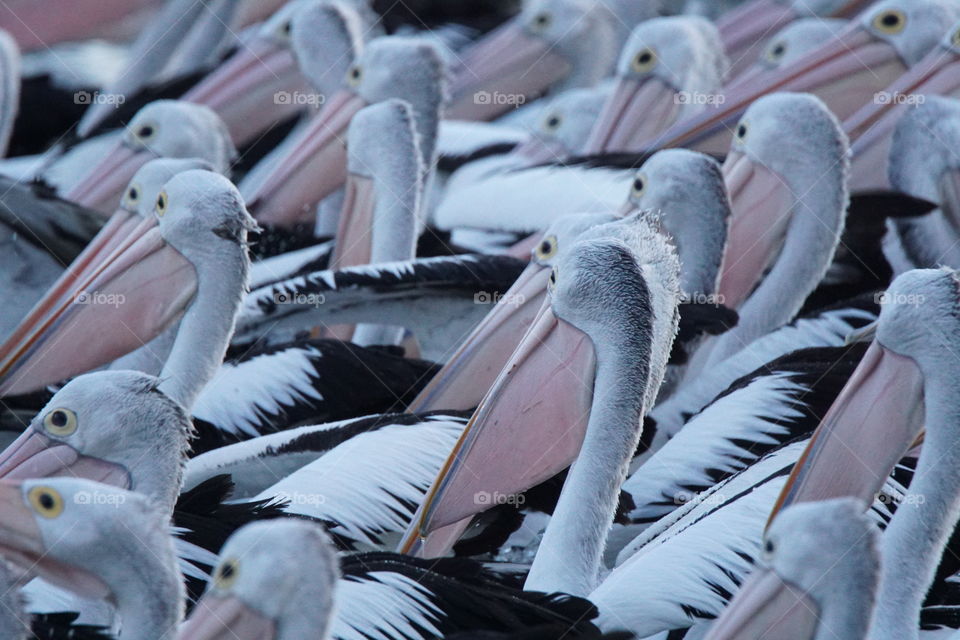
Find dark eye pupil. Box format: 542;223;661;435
283;21;291;34
634;178;644;192
39;493;54;509
765;540;774;554
638;52;652;64
738;125;747;138
547;117;560;128
539;241;551;254
882;13;899;27
139;126;153;138
772;44;784;56
351;68;360;79
129;188;138;200
51;411;67;427
221;564;235;579
536;14;548;24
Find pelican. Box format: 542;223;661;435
58;100;236;213
181;0;368;147
884;96;960;271
845;19;960;193
651;0;958;156
717;0;881;78
244;37;446;229
0;478;184;638
708;267;960;639
413;148;731;414
735;17;849;84
583;16;729;154
444;0;620;121
181;518;610;640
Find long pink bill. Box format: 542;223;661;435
446;22;571;121
400;301;596;556
0;222;198;397
179;594;277;640
245;90;367;227
64;142;154;213
582;76;683;154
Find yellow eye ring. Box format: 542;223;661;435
122;183;141;210
531;12;552;31
346;65;363;88
43;408;77;437
156;190;168;217
28;486;64;519
631;47;657;73
871;9;906;35
631;173;647;200
214;558;240;590
535;235;558;261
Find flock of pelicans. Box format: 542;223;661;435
3;0;960;638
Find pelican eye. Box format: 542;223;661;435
762;538;776;561
872;9;906;35
631;173;647;199
535;235;558;261
43;408;77;437
133;123;157;143
953;27;960;48
766;41;786;62
735;121;748;142
278;20;292;40
631;47;657;73
28;486;64;519
346;64;363;88
531;12;552;31
543;113;562;133
214;558;240;590
156;190;168;217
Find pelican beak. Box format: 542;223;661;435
183;36;306;146
406;262;552;413
400;300;596;556
446;22;572;121
583;76;683;154
328;173;376;269
0;218;198;397
0;0;149;51
0;480;111;598
64;142;153;213
770;340;924;522
848;48;960;192
716;0;797;75
0;429;131;487
245;90;367;227
703;568;820;640
0;213;154;379
715;150;793;310
181;594;277;640
513;137;569;165
651;24;910;155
